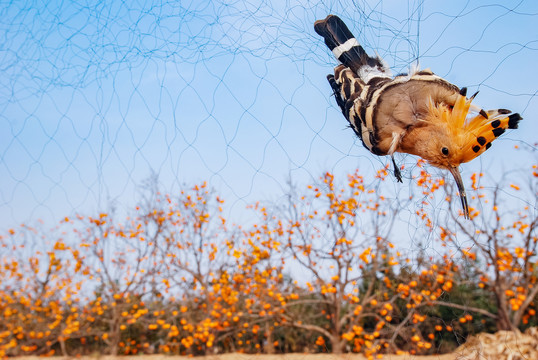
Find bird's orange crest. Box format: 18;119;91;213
428;90;522;165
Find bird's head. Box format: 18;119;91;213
415;118;470;219
419;88;521;219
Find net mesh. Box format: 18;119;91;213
1;0;536;228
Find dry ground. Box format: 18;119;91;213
13;353;458;360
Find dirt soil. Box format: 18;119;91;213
13;354;458;360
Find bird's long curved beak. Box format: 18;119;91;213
449;166;469;220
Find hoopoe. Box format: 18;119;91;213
314;15;522;219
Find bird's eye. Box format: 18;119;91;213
442;147;449;156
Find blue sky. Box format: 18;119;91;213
1;0;536;230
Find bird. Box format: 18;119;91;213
314;14;522;219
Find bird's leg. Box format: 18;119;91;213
391;156;402;183
388;132;404;183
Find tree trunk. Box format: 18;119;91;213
496;307;516;331
495;291;516;331
330;334;343;354
59;336;68;356
264;322;275;354
109;343;118;356
109;316;121;355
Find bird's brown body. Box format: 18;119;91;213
315;15;522;219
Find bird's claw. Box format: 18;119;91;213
394;167;403;183
391;157;403;183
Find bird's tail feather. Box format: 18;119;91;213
314;15;386;76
